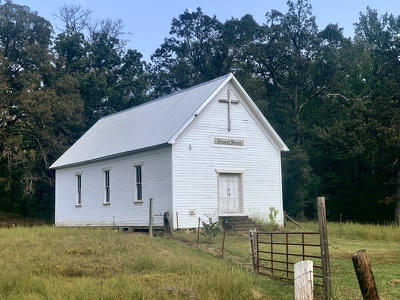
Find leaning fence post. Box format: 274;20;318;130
351;249;380;300
221;228;227;259
249;229;257;272
294;260;313;300
318;197;331;299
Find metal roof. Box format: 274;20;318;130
50;74;233;169
51;73;289;169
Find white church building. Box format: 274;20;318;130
50;73;289;228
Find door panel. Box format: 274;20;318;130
218;173;242;213
219;176;229;212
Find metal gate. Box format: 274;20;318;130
249;231;324;288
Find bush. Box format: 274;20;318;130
201;214;220;242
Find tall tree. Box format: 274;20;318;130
55;5;148;127
148;8;258;97
0;1;84;218
354;7;400;223
244;0;326;217
149;8;224;96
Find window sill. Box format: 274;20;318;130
75;204;82;208
134;200;143;204
103;202;111;206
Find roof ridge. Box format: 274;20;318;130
100;73;232;120
155;73;231;102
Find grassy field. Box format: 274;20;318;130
175;221;400;300
0;221;399;299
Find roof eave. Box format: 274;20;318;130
168;73;234;145
50;143;170;170
230;76;289;152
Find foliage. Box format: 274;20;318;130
268;207;278;225
0;1;84;219
201;214;220;242
148;8;258;98
2;0;400;223
54;5;149;127
251;207;281;231
0;1;149;219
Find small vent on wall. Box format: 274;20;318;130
189;209;196;215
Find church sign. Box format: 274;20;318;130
214;138;245;146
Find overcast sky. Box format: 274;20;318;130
15;0;400;61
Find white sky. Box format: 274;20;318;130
15;0;400;61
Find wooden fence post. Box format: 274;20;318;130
196;217;200;247
163;211;174;236
283;210;287;228
294;260;314;300
221;228;227;258
318;197;331;299
149;198;153;238
163;211;169;234
249;229;258;273
249;229;257;272
351;249;380;300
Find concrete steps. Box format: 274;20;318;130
219;216;259;234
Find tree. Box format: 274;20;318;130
354;7;400;223
148;8;258;97
0;2;149;219
243;0;327;217
55;4;148;126
149;8;224;96
0;0;52;68
0;1;85;218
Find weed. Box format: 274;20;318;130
201;214;220;242
268;207;278;224
251;207;281;231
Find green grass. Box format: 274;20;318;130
0;222;399;299
0;227;292;300
175;221;400;300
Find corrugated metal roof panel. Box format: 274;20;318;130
51;74;232;168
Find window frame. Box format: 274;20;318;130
75;173;82;207
103;169;111;205
134;164;143;203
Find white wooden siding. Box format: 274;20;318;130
55;146;172;227
172;83;284;228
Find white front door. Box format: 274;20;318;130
218;173;242;214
